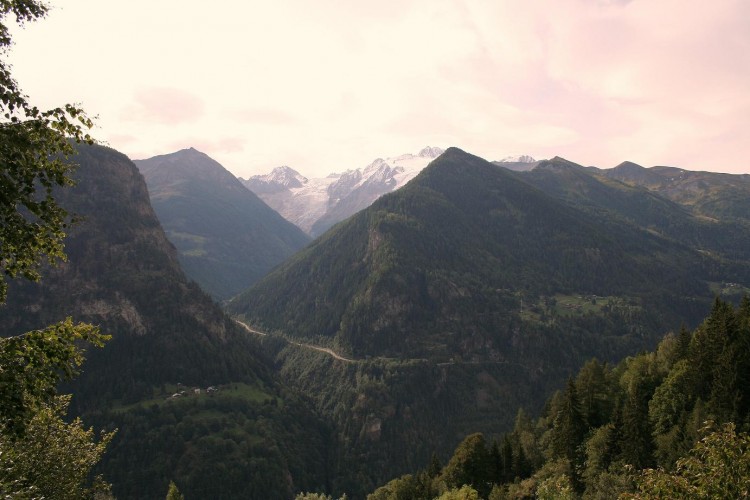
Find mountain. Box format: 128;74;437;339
516;157;750;266
134;148;310;301
0;145;328;499
603;162;750;222
492;154;539;171
230;148;734;358
227;147;750;495
241;146;445;237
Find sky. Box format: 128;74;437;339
7;0;750;177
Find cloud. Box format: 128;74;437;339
121;87;205;125
232;107;299;126
18;0;750;175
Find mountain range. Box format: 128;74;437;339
230;148;743;358
241;146;446;237
134;148;310;300
4;142;750;498
227;147;750;495
602;160;750;222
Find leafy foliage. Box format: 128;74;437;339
0;0;94;303
0;318;107;437
96;386;329;499
626;422;750;499
0;395;114;499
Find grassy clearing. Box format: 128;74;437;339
110;382;276;412
708;281;750;299
519;293;641;323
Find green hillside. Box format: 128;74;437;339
604;161;750;223
225;148;750;496
367;297;750;499
230;148;735;359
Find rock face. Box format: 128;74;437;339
135;148;310;300
241;147;445;237
0;144;275;403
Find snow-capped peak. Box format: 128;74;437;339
497;155;536;163
243;146;445;236
418;146;445;158
256;166;308;188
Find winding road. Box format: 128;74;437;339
234;319;355;362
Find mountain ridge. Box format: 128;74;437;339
135;148;310;300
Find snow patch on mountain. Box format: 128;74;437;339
241;147;445;236
497;155;536;164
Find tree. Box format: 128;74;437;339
0;318;107;437
435;484;479;500
550;378;586;464
0;395;114;499
575;358;613;429
441;433;491;497
625;422;750;499
0;0;93;303
0;1;110;497
166;480;185;500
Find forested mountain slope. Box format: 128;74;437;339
230;147;742;359
0;145;327;499
227;147;750;496
135;148;310;300
368;297;750;499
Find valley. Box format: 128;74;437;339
4;143;750;499
3;2;749;498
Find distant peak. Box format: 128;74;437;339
251;165;307;188
418;146;445;158
614;161;644;170
497;154;536;163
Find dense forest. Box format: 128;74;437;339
365;297;750;499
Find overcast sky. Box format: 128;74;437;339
8;0;750;177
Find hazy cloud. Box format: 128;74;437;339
232;107;299;126
122;87;205;125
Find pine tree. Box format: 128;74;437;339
427;452;442;478
551;378;586;464
166;480;185;500
676;324;691;361
500;435;514;483
618;387;654;469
